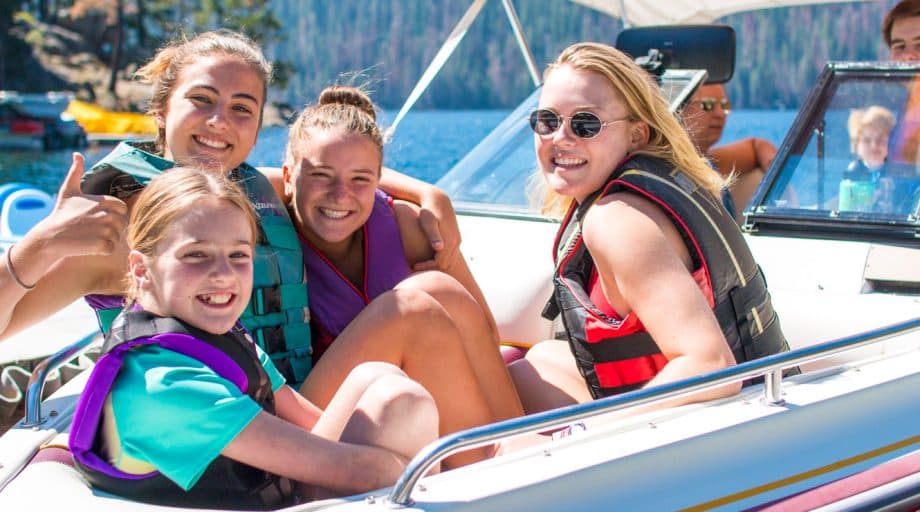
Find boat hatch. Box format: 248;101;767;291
746;62;920;244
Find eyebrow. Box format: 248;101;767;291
186;238;254;246
187;84;260;104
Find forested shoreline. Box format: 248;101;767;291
0;1;902;111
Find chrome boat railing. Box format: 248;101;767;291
388;317;920;506
21;331;98;428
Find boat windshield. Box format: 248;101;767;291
749;62;920;241
437;69;705;217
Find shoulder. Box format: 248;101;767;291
582;192;688;270
584;192;672;238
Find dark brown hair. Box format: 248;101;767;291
883;0;920;47
135;29;272;154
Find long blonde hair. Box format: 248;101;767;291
125;167;257;302
538;42;724;216
135;29;273;154
847;105;896;153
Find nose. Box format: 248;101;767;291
328;177;349;200
551;118;576;145
206;107;228;130
210;255;234;280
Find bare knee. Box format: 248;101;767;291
397;270;464;295
347;361;408;387
368;374;437;419
524;339;569;364
398;271;488;331
397;271;475;310
350;375;439;456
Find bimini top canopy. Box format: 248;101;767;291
571;0;870;27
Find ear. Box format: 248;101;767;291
282;164;294;198
128;250;152;289
154;111;166;129
629;121;650;151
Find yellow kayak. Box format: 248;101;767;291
65;100;156;136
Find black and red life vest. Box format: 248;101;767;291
544;154;792;399
69;310;292;510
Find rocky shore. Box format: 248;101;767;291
2;15;287;126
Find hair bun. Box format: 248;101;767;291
318;86;376;121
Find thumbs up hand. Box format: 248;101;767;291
36;152;129;258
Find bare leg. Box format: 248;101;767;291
306;362;438;500
508;339;592;414
396;271;524;422
301;287;495;468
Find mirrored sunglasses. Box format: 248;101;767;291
528;109;629;139
697;98;733;114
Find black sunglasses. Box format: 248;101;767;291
697;98;732;114
528;109;629;139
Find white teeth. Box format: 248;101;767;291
200;293;232;305
196;136;229;149
319;207;349;219
554;157;586;166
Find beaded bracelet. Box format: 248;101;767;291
5;244;36;291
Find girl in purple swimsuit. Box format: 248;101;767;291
282;86;524;468
70;167;437;507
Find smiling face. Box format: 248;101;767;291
284;129;382;255
681;84;728;153
535;65;639;203
159;55;263;173
890;15;920;61
131;198;254;334
855;125;890;169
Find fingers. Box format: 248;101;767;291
57;152;85;202
418;210;445;252
98;194;129;218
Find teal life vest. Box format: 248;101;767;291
82;141;313;385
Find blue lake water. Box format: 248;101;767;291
0;109;797;194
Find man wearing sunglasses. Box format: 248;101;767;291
681;83;777;224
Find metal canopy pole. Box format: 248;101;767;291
386;0;487;137
501;0;541;87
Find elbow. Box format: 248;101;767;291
701;350;743;397
715;352;743;396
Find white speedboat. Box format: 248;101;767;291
1;1;918;511
0;91;87;151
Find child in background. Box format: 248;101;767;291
69;168;438;510
843;106;896;212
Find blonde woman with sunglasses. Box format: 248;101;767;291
508;42;793;414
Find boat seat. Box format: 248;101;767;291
0;187;53;240
29;444;75;467
0;183;29;207
500;344;527;364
